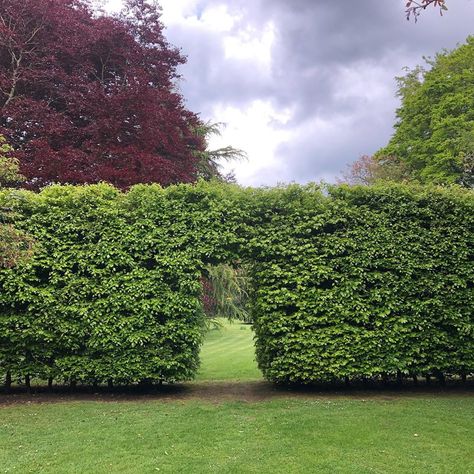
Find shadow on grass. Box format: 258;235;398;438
0;378;473;406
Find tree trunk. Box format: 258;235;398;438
425;375;431;385
25;374;31;393
437;372;446;386
107;379;113;389
48;377;53;391
5;371;12;390
396;370;403;386
412;375;418;385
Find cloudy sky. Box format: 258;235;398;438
106;0;474;186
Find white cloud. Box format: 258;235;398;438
160;2;237;31
209;100;293;185
224;22;275;67
102;0;121;13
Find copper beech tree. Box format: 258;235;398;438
0;0;207;189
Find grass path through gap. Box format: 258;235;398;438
195;318;262;382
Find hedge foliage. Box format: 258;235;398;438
0;182;245;385
0;181;473;386
249;184;474;383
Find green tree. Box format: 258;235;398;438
377;36;474;187
204;264;251;323
0;135;31;268
0;136;24;188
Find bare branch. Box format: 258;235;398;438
0;7;45;109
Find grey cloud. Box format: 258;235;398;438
163;0;474;183
275;106;397;184
168;21;274;117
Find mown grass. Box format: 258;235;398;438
1;398;473;473
1;320;473;473
196;318;261;381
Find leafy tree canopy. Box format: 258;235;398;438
340;154;410;186
377;36;474;187
0;0;210;189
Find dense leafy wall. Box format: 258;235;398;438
249;184;474;383
0;182;473;386
0;182;244;385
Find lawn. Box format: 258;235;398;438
1;320;473;473
1;398;473;473
196;318;261;381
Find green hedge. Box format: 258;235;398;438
0;182;244;385
0;181;473;386
249;184;474;383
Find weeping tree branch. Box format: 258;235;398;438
203;264;251;323
194;121;247;182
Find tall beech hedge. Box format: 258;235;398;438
249;184;474;383
0;181;473;386
0;182;245;385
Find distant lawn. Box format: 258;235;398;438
196;318;262;382
1;397;473;473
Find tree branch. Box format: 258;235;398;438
406;0;448;21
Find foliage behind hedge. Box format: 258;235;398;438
0;182;473;385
